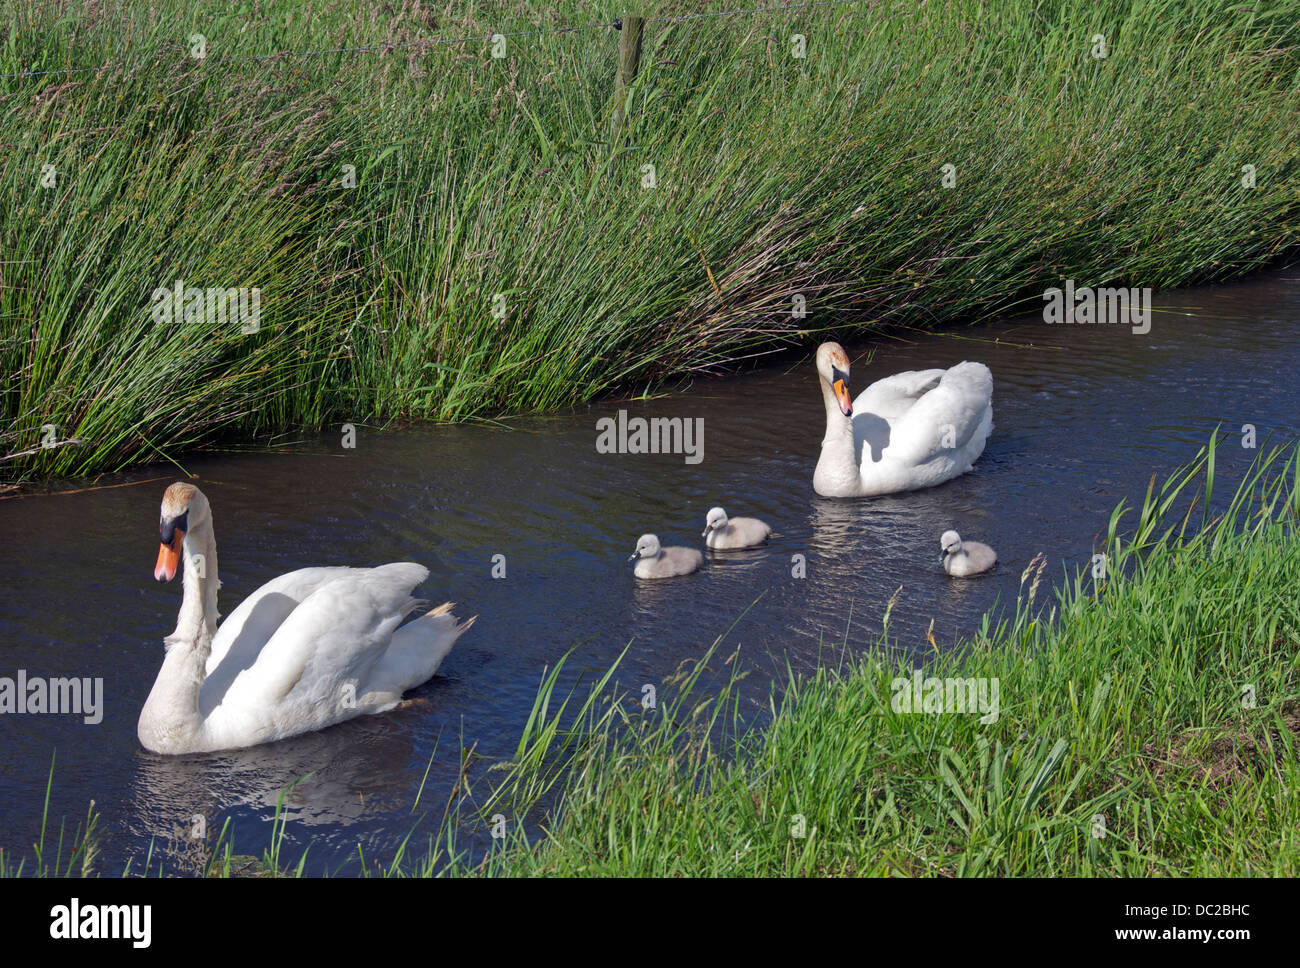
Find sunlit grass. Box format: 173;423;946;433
2;0;1297;484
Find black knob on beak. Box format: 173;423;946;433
160;510;189;545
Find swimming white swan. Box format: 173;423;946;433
813;342;993;497
940;530;997;577
138;482;474;754
628;534;703;579
702;507;771;549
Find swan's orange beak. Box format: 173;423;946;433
155;531;184;581
831;370;853;417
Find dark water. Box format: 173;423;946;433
2;269;1298;874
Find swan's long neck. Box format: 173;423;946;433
173;521;219;641
814;376;862;497
139;519;219;753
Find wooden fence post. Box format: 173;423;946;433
612;15;645;134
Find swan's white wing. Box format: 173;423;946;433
215;562;429;715
882;361;993;467
853;368;947;422
206;567;356;676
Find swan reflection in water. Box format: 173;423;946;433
127;695;462;866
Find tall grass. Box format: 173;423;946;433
2;0;1298;483
0;754;101;877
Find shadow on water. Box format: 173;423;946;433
2;268;1299;872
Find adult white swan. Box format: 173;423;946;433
138;482;473;754
813;342;993;497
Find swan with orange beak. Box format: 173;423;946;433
813;342;993;498
139;482;473;754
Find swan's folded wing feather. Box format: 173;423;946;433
216;562;429;713
854;368;947;421
206;567;357;676
883;361;993;466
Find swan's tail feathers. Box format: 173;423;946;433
367;601;474;697
426;601;477;635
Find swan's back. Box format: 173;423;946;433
204;566;355;677
203;563;470;746
851;361;993;494
853;368;947;422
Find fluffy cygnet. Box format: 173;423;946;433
702;506;771;550
940;530;997;577
629;533;703;579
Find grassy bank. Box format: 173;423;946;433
6;436;1297;876
2;0;1298;484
